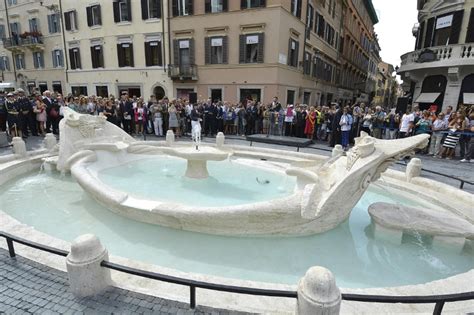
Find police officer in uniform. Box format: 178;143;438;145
0;91;6;132
16;88;37;138
5;92;21;137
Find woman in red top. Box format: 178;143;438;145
305;106;316;140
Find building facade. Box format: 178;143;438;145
339;0;379;104
0;0;173;99
61;0;172;98
168;0;347;105
0;0;66;94
398;0;474;112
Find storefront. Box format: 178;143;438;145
414;75;446;112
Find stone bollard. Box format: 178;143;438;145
12;137;27;157
43;133;57;151
166;130;175;146
216;132;225;148
66;234;112;297
297;266;341;315
331;145;344;157
406;158;422;182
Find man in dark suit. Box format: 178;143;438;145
330;104;342;147
119;92;133;134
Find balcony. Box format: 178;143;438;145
399;43;474;73
2;36;45;52
168;64;198;81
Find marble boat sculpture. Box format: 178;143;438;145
58;108;430;236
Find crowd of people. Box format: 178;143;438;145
0;89;472;162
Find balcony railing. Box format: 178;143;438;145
2;36;44;51
399;43;474;72
168;64;198;80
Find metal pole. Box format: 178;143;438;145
6;237;15;258
58;0;69;85
460;180;464;190
433;301;445;315
189;286;196;309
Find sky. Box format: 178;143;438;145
372;0;419;69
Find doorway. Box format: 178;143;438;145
154;86;166;100
240;88;261;103
210;88;222;102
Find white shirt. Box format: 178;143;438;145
400;113;414;132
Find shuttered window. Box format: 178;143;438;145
316;12;325;37
172;0;193;16
141;0;161;19
145;40;163;66
90;45;104;68
205;36;228;64
0;56;10;71
449;10;464;44
415;21;425;50
64;11;78;31
205;0;227;13
291;0;302;18
113;0;132;23
47;14;60;33
466;8;474;43
288;38;299;67
117;43;134;67
52;50;63;67
303;52;311;75
15;54;25;70
69;48;81;70
86;5;102;27
240;0;265;9
239;33;264;64
423;17;435;48
33;52;44;69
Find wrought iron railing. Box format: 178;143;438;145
167;64;198;80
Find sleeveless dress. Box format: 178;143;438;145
169;110;179;128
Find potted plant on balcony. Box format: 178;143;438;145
19;31;30;39
30;31;42;38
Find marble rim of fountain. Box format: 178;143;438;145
1;210;473;314
0;149;474;313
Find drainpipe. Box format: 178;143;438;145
161;0;166;72
3;0;18;85
58;0;69;87
167;0;172;66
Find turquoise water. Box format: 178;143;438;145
97;158;296;207
1;172;472;288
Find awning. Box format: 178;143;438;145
415;92;440;103
0;82;15;89
463;93;474;105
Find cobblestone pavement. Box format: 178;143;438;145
0;249;255;315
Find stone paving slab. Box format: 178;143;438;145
0;249;255;315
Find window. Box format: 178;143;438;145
205;0;227;13
47;14;60;33
145;40;163;66
90;45;104;68
72;86;88;96
286;90;295;105
29;18;39;32
52;49;64;67
0;25;5;39
174;39;195;65
87;5;102;27
10;22;20;37
288;38;299;67
117;43;134;67
69;48;81;69
172;0;193;16
15;53;25;69
303;51;311;75
141;0;161;19
291;0;302;18
205;36;228;64
0;56;10;71
240;0;265;9
467;8;474;43
33;52;44;69
303;91;311;104
239;34;264;63
96;86;109;97
64;11;78;31
113;0;132;22
7;0;17;5
307;5;314;32
315;12;325;37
